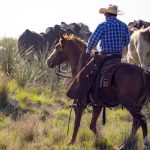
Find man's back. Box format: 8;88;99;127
99;16;130;52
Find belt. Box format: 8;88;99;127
100;51;121;56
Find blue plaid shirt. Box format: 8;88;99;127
87;16;130;53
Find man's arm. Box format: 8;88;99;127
86;24;105;53
123;26;130;47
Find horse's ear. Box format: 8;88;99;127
59;32;64;39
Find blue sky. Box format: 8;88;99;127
0;0;150;38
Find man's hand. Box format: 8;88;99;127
85;49;91;59
86;48;91;54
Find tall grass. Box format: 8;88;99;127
0;76;9;109
0;38;17;75
0;37;60;94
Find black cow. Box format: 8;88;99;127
17;22;92;59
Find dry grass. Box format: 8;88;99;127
0;107;149;150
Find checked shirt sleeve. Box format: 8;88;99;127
123;26;130;47
87;24;105;52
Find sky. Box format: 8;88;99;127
0;0;150;38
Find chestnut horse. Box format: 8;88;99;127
46;33;150;148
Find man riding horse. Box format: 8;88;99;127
67;4;130;103
46;8;150;146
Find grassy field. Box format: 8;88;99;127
0;38;150;150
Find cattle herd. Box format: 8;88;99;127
17;22;92;59
127;20;150;72
17;20;150;71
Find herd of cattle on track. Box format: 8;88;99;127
17;20;150;72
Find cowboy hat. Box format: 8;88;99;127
99;4;124;15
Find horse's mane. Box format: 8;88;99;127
63;34;87;71
63;34;87;49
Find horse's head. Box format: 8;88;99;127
46;32;69;68
46;32;87;76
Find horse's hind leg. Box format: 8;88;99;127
131;118;141;137
124;106;149;148
131;110;149;147
139;113;150;147
90;106;102;135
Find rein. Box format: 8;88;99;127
67;104;73;135
55;64;72;79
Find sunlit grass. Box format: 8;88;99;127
8;80;55;107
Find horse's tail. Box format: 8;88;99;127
141;72;150;104
102;106;106;125
146;72;150;101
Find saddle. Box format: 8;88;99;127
90;56;122;107
66;53;121;100
96;57;122;88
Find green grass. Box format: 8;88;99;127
0;37;150;150
0;104;149;150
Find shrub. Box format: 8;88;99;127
0;76;9;109
0;38;17;75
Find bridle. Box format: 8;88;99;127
53;43;72;79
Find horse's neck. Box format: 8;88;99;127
65;39;86;78
70;52;86;79
69;56;80;78
69;46;86;78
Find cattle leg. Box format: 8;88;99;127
69;104;84;144
90;106;102;135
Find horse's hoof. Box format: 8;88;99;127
144;136;150;147
144;143;150;150
68;141;74;145
119;145;126;150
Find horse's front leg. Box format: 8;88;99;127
90;106;103;135
69;103;85;144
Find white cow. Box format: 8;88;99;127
127;26;150;71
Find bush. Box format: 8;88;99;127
0;38;17;75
